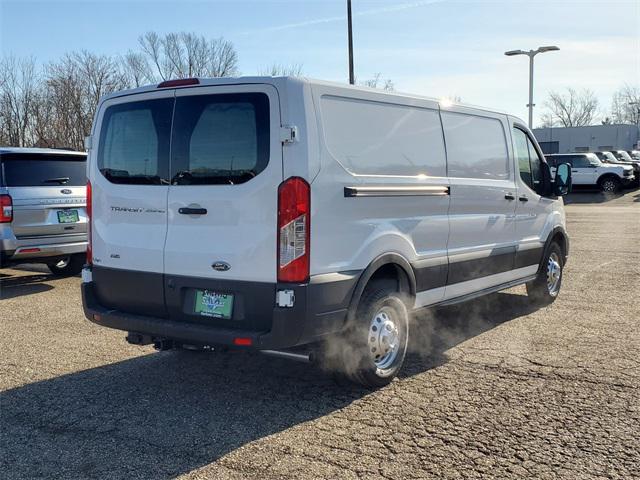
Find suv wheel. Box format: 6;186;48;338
526;243;564;306
330;285;410;388
599;176;621;193
47;253;84;277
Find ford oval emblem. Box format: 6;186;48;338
61;189;72;194
212;261;231;272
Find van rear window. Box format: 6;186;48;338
98;98;173;185
1;153;86;187
170;93;270;185
97;93;269;186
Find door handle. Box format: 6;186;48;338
572;170;578;173
504;193;516;200
178;207;207;215
518;196;529;202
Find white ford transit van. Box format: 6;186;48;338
82;77;571;387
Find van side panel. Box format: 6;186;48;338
441;108;518;300
281;79;321;182
310;85;450;305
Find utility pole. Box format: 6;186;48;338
347;0;355;85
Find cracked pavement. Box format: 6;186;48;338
1;190;639;479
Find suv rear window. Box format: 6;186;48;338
0;153;87;187
97;93;270;186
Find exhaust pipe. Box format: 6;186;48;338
260;350;314;363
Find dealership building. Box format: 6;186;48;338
532;124;639;154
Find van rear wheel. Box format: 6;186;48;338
332;286;409;388
47;253;84;277
526;243;563;306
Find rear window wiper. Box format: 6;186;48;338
43;177;70;185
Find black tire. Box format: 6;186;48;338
526;242;564;306
598;176;621;193
327;285;410;388
47;253;84;277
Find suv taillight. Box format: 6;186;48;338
0;194;12;223
277;177;310;283
86;180;92;265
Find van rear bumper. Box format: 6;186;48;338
81;269;360;349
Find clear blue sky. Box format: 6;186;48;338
1;0;638;125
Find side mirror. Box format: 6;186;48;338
540;161;553;196
553;163;572;196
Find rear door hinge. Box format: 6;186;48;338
280;125;298;145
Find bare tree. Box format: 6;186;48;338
543;88;600;127
0;56;42;146
138;31;239;81
120;51;154;88
45;51;126;149
359;73;394;91
610;84;640;125
259;63;304;77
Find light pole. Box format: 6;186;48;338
347;0;355;85
505;46;560;128
630;102;640;148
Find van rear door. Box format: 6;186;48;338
163;84;282;326
90;89;174;316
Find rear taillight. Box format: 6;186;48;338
0;194;12;223
277;177;310;283
86;180;92;265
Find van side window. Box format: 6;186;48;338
513;127;545;193
513;128;531;186
171;93;270;185
98;99;174;185
441;112;509;180
320;96;446;177
526;137;543;191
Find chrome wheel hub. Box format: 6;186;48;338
368;306;400;370
55;258;70;268
602;180;616;192
546;252;561;295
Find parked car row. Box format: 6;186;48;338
545;151;639;192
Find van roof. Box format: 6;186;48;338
99;76;515;120
0;147;86;157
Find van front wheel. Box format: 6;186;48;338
334;287;410;388
526;243;563;306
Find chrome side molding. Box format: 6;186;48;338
344;185;450;197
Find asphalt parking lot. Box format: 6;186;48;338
1;189;639;480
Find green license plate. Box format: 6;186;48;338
194;290;233;319
57;209;79;223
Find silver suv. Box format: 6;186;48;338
1;147;87;276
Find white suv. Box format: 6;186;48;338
545;153;634;192
82;77;571;387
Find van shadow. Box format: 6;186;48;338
403;291;538;375
2;291;534;479
0;271;54;299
